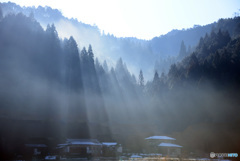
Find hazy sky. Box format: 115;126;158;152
1;0;240;39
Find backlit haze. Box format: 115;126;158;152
1;0;239;39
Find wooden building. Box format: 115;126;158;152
57;139;102;158
145;136;182;157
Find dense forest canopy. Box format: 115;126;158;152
0;2;240;159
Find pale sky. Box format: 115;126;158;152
1;0;240;40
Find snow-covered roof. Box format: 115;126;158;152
158;143;182;148
67;138;99;142
71;141;101;145
102;142;117;146
66;139;102;146
145;136;176;140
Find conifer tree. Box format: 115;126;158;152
139;70;144;86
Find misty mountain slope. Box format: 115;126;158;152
150;17;240;58
168;26;240;90
1;2;240;158
146;17;240;104
0;2;225;80
150;24;214;57
0;2;155;78
0;11;140;128
142;17;240;153
154;16;240;80
0;13;78;119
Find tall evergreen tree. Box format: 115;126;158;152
103;60;109;72
178;40;187;59
64;36;83;92
80;47;88;70
153;71;159;82
95;58;105;76
139;70;144;86
88;44;94;63
42;23;62;81
116;58;123;70
168;64;178;78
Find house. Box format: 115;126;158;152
145;136;182;157
158;142;182;157
57;139;102;158
102;142;122;157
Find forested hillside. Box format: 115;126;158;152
145;16;240;154
1;2;221;79
0;2;240;159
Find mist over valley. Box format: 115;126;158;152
0;2;240;160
